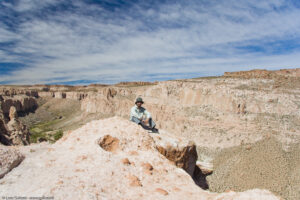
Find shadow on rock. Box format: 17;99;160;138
192;165;211;190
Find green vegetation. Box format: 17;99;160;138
29;119;64;143
53;130;64;141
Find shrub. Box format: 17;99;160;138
53;130;64;141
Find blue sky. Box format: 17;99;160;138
0;0;300;85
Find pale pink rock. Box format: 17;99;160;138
1;95;37;114
0;117;280;200
0;145;25;178
38;91;55;98
6;106;30;145
54;92;66;99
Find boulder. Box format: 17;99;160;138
152;132;198;176
0;145;25;178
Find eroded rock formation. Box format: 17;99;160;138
1;95;37;115
0;68;298;199
0;111;11;145
0;90;39;145
1;70;299;149
4;106;30;145
0;117;280;200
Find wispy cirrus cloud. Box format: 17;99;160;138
0;0;300;85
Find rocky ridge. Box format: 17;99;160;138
0;68;299;199
0;117;280;200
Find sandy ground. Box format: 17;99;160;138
205;137;300;200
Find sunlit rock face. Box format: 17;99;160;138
0;117;280;200
5;106;30;145
0;68;298;199
79;69;300;151
0;145;25;178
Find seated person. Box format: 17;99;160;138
130;97;159;133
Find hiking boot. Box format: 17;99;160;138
151;128;159;134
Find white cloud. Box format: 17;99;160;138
13;0;60;12
0;0;300;84
0;25;19;43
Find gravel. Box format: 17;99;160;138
206;137;300;200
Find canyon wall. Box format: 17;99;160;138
1;68;299;149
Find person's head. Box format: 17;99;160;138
135;97;144;108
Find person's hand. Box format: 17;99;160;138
143;118;149;124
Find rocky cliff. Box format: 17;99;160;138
0;68;299;199
1;68;299;149
0;117;280;200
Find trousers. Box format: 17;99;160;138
130;116;156;130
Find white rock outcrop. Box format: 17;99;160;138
6;106;30;145
0;145;25;178
0;117;280;200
